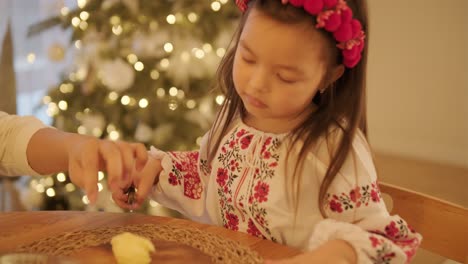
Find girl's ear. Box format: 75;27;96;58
330;64;345;84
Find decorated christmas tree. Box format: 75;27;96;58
28;0;239;213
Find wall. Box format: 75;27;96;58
367;0;468;168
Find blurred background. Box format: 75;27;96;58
0;0;466;263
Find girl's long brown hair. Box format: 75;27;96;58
208;0;369;217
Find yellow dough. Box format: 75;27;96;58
111;232;155;264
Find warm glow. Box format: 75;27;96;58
56;173;66;183
211;1;221;11
139;98;149;108
166;14;176;24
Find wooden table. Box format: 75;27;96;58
0;211;301;260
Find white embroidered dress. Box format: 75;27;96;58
150;118;421;263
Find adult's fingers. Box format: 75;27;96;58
131;143;148;171
98;140;129;190
81;143;100;204
135;159;160;205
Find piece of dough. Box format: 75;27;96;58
111;232;155;264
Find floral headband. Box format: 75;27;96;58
235;0;366;68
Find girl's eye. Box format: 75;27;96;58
242;57;255;64
277;74;297;84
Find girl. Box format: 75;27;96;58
116;0;422;263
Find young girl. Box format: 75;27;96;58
116;0;422;263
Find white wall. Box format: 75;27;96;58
367;0;468;168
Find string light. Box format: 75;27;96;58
156;88;165;98
59;83;74;93
77;0;87;9
164;42;174;53
107;124;117;133
98;183;103;192
177;90;185;99
65;183;76;192
108;92;119;101
112;25;123;35
42;96;51;104
44;177;54;187
216;95;225;105
127;54;138;64
216;48;226;57
75;40;82;49
203;43;213;53
27;53;36;64
109;131;120;141
150;70;160;80
47;103;59;117
110;16;121;25
186;100;196;109
46;188;56;197
58;100;68;111
71;17;81;27
169;87;178;97
79;21;88;30
92;128;103;137
61;7;69;16
121;95;131;105
79;11;89;21
194;49;205;59
196;137;203;146
139;98;149;108
211;1;222;11
134;61;144;71
160;59;170;69
166;14;176;24
187;12;198;23
56;173;67;182
35;184;45;193
77;126;87;134
168;101;178;111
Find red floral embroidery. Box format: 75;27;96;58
326;181;382;213
330;198;343;213
167;151;202;200
247;219;262;238
225;212;239;231
385;221;400;238
240;134;253;149
369;235;397;263
216;168;228;187
216;127;280;243
254;181;269;203
168;173;178;186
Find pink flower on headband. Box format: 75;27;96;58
235;0;366;68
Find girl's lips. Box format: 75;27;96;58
244;94;267;108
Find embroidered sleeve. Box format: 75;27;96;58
150;132;210;218
308;132;422;264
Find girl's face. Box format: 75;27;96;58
233;8;330;132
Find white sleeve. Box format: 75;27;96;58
0;111;47;176
149;132;211;219
307;131;422;264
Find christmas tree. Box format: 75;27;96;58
28;0;239;213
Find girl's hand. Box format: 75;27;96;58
112;155;163;210
265;240;356;264
65;134;148;204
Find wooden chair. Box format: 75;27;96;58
379;182;468;263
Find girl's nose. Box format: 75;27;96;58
247;67;269;94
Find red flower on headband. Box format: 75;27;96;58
235;0;365;68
